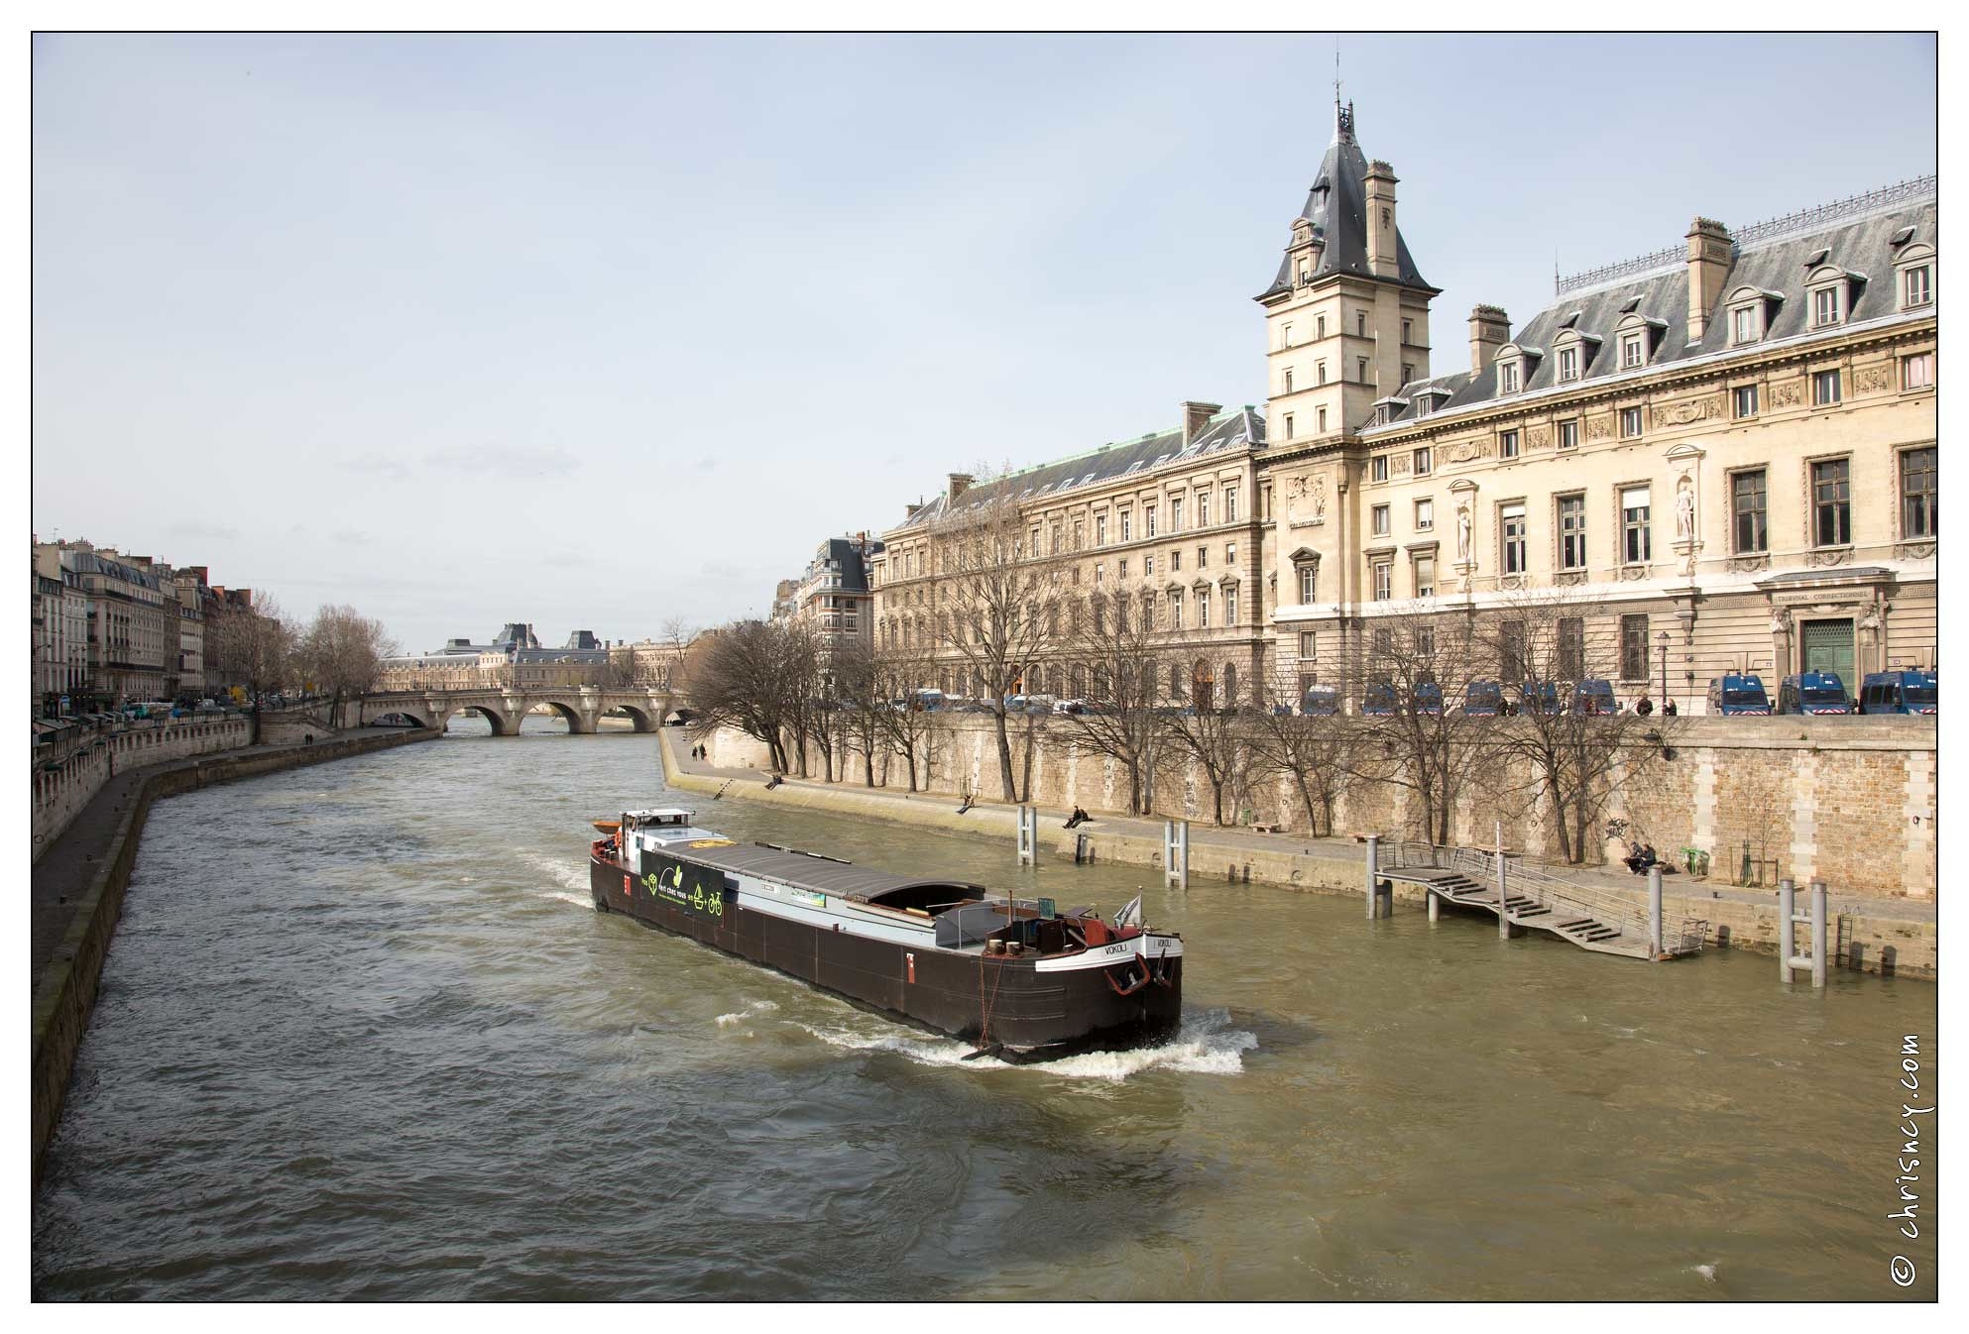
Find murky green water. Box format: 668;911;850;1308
31;719;1939;1299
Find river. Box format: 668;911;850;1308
31;717;1939;1300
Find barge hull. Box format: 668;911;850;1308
589;855;1181;1052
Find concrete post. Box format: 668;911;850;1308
1810;879;1828;990
1778;878;1795;982
1647;866;1664;959
1495;821;1510;939
1365;835;1379;919
1427;888;1439;923
1016;806;1037;867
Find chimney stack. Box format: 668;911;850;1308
1363;160;1400;279
1181;401;1223;446
1468;304;1511;376
946;473;974;503
1685;216;1733;344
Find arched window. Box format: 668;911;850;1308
1170;664;1187;703
1222;662;1239;710
1192;658;1215;712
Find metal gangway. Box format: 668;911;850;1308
1368;835;1707;961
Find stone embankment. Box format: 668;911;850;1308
696;713;1937;900
661;729;1934;983
30;726;441;1182
32;718;252;862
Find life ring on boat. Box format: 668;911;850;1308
1105;957;1152;997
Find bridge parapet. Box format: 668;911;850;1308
353;686;680;736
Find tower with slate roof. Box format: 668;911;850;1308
1255;99;1441;445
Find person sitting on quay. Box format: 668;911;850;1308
955;792;974;815
1063;805;1092;829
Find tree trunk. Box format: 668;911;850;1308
992;711;1017;801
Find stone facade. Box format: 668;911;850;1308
855;105;1935;716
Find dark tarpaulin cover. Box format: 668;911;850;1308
934;902;1010;949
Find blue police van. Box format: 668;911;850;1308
1707;673;1771;715
1777;671;1851;715
1857;670;1937;715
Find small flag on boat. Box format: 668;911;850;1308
1112;894;1143;931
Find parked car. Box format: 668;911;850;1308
1777;671;1852;715
1413;682;1444;716
1857;670;1937;715
907;689;946;713
1300;685;1341;716
1707;673;1772;715
1463;681;1503;716
1572;679;1618;715
1361;684;1397;716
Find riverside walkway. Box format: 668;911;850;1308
660;732;1934;973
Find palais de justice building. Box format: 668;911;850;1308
869;104;1937;711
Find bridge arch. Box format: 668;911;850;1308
528;699;595;734
601;704;656;732
368;710;432;729
440;704;515;737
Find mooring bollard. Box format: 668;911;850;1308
1810;879;1828;990
1779;878;1796;981
1648;866;1664;959
1365;835;1379;919
1163;819;1189;889
1495;823;1510;940
1074;833;1091;865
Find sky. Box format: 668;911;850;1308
31;32;1938;654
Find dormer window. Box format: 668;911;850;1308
1895;242;1935;310
1550;329;1600;383
1558;347;1579;381
1806;263;1864;330
1725;284;1783;346
1621;335;1644;368
1813;286;1842;328
1904;265;1932;307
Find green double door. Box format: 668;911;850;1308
1800;618;1856;684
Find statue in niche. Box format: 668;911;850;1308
1675;473;1696;541
1455;501;1472;561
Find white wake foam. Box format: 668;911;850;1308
788;1006;1256;1082
516;850;590;899
715;1000;780;1029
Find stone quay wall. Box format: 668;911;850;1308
704;714;1937;901
32;719;252;864
30;727;441;1182
677;730;1935;980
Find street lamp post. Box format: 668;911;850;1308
1658;630;1670;710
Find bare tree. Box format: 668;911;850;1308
1345;603;1489;846
926;472;1065;801
205;592;296;744
1475;590;1683;864
686;620;811;773
1054;588;1170;814
296;604;397;729
1161;648;1246;825
871;644;944;791
1243;670;1367;836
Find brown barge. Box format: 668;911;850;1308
589;808;1184;1058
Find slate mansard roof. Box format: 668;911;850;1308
1257;105;1436;301
1368;178;1937;431
898;405;1267;530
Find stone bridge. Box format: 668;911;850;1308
349;687;683;737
